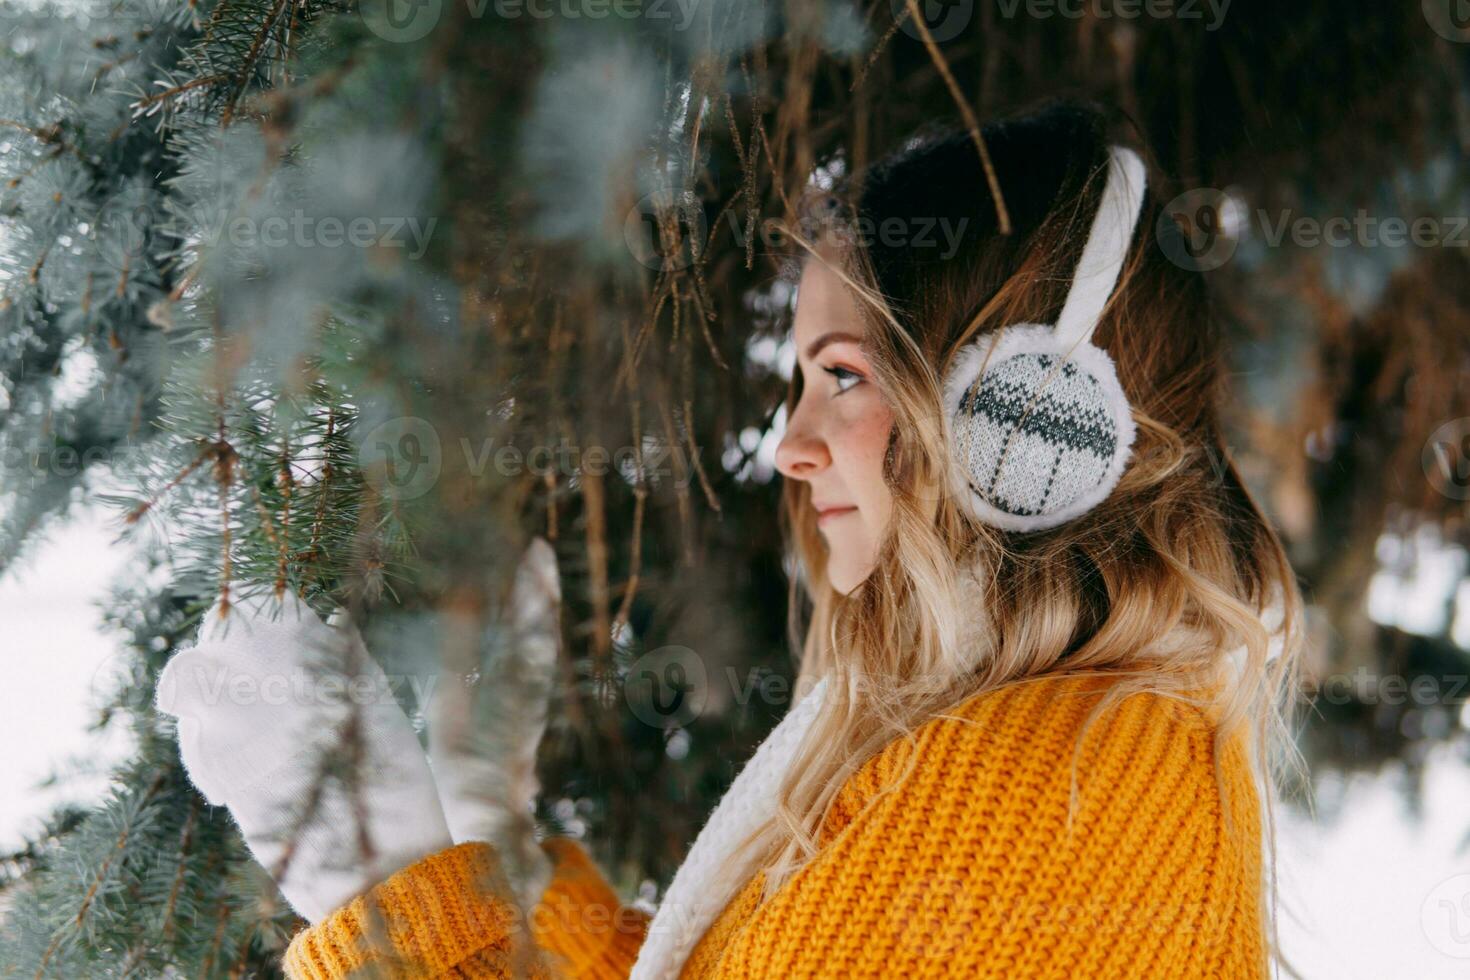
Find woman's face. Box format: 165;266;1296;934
775;254;896;595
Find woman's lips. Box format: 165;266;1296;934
816;506;857;525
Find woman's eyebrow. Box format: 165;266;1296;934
802;331;863;361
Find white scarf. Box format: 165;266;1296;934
627;560;995;980
627;564;1286;980
627;674;829;980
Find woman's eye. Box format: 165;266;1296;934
823;365;863;394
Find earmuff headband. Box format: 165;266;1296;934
1054;145;1148;348
942;143;1148;532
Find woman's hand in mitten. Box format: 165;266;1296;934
154;589;453;923
428;536;561;912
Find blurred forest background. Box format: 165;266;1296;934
0;0;1468;974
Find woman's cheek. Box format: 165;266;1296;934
842;394;893;467
836;396;894;514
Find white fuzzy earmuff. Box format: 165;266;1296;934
942;145;1147;533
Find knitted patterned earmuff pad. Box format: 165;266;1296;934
952;351;1120;521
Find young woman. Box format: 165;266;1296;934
158;99;1304;979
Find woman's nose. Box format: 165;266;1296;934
774;409;831;480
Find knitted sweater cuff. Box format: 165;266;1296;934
532;838;650;972
282;841;529;979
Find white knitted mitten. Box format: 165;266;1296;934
426;537;560;912
154;590;453;923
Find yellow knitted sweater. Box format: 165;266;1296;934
281;672;1267;979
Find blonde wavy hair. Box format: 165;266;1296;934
731;99;1308;969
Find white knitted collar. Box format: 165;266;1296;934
627;672;829;980
627;560;993;980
